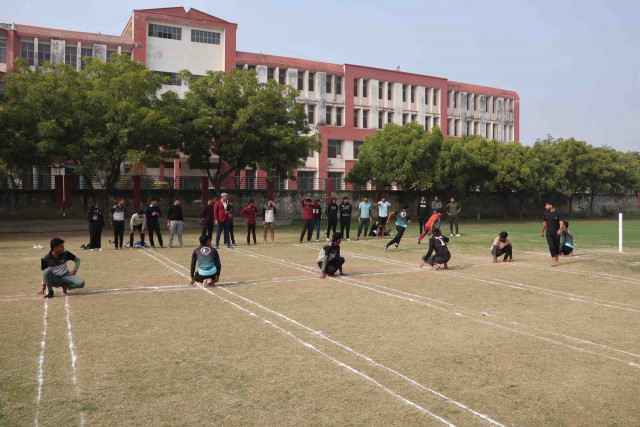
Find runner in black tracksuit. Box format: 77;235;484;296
338;197;353;240
416;196;429;235
420;230;451;270
325;197;339;240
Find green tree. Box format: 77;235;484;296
346;123;443;190
493;142;542;219
172;69;320;195
461;136;499;219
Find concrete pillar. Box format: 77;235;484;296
393;83;402;124
50;39;64;65
417;86;425;127
303;70;309;98
93;43;107;62
497;97;505;143
370;79;379;129
460;92;468;136
117;46;122;54
256;65;267;83
317;72;326;125
33;38;39;67
76;42;81;71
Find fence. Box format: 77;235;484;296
0;174;205;190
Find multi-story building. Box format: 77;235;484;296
0;6;519;191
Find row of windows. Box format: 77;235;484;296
446;119;513;141
239;65;345;95
148;24;221;45
18;42;129;69
151;71;181;86
353;108;441;130
306;105;344;126
191;29;220;45
354;80;440;106
448;90;514;115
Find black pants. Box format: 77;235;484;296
229;221;236;244
424;252;451;266
89;226;102;249
561;244;573;255
386;226;406;248
202;221;214;240
130;224;145;247
340;217;351;239
491;244;512;260
148;222;163;247
317;256;345;275
300;220;313;242
194;272;219;283
113;220;125;248
449;216;459;234
246;223;256;244
326;218;337;238
418;217;426;235
546;234;560;257
357;218;370;237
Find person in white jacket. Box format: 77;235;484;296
129;210;147;248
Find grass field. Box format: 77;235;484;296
1;217;639;426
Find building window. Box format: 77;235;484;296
121;51;131;59
336;76;342;95
248;65;256;72
191;29;220;44
486;97;489;112
267;67;274;80
353;78;358;97
36;44;51;66
326;107;332;125
152;71;181;86
433;117;439;128
308;148;315;158
378;83;382;100
493;99;496;113
402;114;408;125
468;95;472;110
455;119;460;136
279;68;286;85
270;170;286;190
433;89;437;106
468;121;472;135
0;80;5;93
297;72;304;90
328;140;342;158
328;172;343;190
362;79;368;97
353;141;363;159
387;83;392;101
411;114;417;122
402;85;407;102
107;51;118;62
65;46;77;66
362;110;368;128
388;111;393;124
308;72;315;91
149;24;182;40
80;48;93;69
335;107;343;126
236;64;244;71
410;86;415;103
297;171;315;191
0;39;6;64
378;111;383;129
326;75;332;94
307;104;315;124
20;42;35;66
353;109;359;128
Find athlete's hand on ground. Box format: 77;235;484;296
189;278;195;285
493;258;498;263
37;287;45;295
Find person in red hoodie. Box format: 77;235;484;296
299;197;314;243
240;200;259;245
213;193;231;249
417;210;443;244
200;198;215;241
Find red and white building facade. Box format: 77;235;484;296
0;7;519;191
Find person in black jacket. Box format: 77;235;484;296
86;201;105;251
338;197;353;240
166;199;184;248
145;199;163;249
420;228;451;270
416;195;429;235
325;197;339;241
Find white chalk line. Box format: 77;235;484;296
64;297;85;426
0;286;196;303
241;245;640;369
34;300;47;427
139;249;461;426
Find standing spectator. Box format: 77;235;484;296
325;197;339;241
339;197;353;241
145;198;163;249
240;200;259;245
560;221;574;257
227;200;237;246
86;201;105;251
189;235;222;287
200;198;215;241
491;231;513;263
214;193;231;248
384;205;411;251
312;199;322;242
129;210;146;249
431;196;443;228
38;238;85;298
356;196;372;240
541;201;564;267
417;210;443;244
166;199;184;248
445;197;462;236
376;196;392;239
318;232;346;278
110;198;126;250
262;198;277;245
299;197;314;243
416;195;429;235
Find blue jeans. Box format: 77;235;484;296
215;221;230;247
313;218;321;240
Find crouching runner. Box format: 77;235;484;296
420;228;451;270
318;232;346;279
190;235;222;287
39;237;85;298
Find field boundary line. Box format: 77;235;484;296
34;300;47;427
64;297;84;426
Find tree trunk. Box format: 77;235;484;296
568;195;573;217
589;193;595;216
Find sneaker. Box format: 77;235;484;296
151;246;156;249
394;244;398;248
203;278;212;287
98;248;103;251
450;234;454;236
326;238;330;242
160;245;164;249
316;239;320;242
232;243;236;246
347;238;351;241
43;291;54;299
383;245;387;252
90;249;94;252
226;245;233;249
80;244;86;250
456;234;461;237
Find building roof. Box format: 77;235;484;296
134;7;236;25
448;80;519;99
236;51;344;75
16;24;134;47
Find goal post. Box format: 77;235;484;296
619;212;623;253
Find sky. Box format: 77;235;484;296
2;0;639;151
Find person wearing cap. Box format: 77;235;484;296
491;231;513;263
318;232;346;278
190;235;222;287
214;193;231;249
